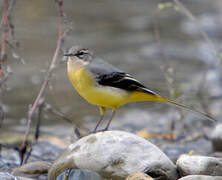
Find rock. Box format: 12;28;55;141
0;172;34;180
48;131;178;180
126;172;154;180
178;175;222;180
57;169;101;180
176;154;222;176
209;124;222;151
12;161;51;177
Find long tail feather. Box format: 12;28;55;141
165;98;216;122
130;90;216;122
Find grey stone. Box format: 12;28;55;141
0;172;34;180
12;161;51;177
176;154;222;176
178;175;222;180
126;172;154;180
48;131;178;180
57;169;101;180
209;124;222;151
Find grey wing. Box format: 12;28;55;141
86;58;123;77
86;58;157;95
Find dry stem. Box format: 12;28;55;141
21;0;64;164
173;0;219;64
0;0;9;76
173;0;217;120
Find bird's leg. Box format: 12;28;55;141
93;107;106;132
103;109;116;131
74;127;82;139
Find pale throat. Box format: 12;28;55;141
67;58;89;73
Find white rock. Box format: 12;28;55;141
48;131;178;180
178;175;222;180
176;154;222;176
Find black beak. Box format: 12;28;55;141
64;53;74;57
61;53;73;64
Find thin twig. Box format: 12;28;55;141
23;145;32;165
196;72;213;126
35;99;45;142
22;99;44;164
173;0;219;64
43;103;84;138
63;169;72;180
152;13;184;138
0;0;9;76
173;0;217;122
0;0;15;28
21;0;64;164
19;140;28;165
44;103;73;125
0;0;9;127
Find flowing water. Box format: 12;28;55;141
1;0;222;151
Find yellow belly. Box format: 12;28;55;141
67;67;130;109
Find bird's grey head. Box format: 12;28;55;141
64;46;93;62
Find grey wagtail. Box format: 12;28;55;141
64;46;216;131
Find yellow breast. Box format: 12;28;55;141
67;65;130;109
68;66;94;96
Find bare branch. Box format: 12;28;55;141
0;0;10;127
0;0;9;72
172;0;218;124
173;0;220;64
20;0;65;164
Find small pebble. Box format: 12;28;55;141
0;172;34;180
178;175;222;180
57;169;101;180
126;172;154;180
12;161;51;177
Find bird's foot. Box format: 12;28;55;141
74;127;83;139
75;128;109;139
90;128;109;134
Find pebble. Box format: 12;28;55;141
125;172;154;180
178;175;222;180
48;130;178;180
176;154;222;176
0;172;34;180
57;169;101;180
12;161;51;177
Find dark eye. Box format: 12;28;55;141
75;51;85;58
78;52;84;56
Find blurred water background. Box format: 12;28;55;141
1;0;222;147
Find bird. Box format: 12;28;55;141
64;45;216;132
